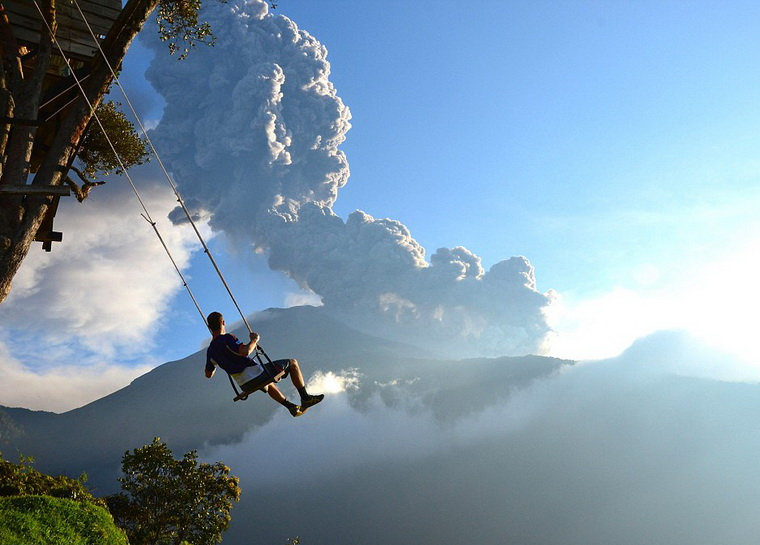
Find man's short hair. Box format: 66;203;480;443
207;312;223;332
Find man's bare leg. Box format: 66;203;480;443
265;359;323;416
265;384;301;417
266;384;286;404
286;359;323;411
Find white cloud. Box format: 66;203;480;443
143;0;351;241
284;289;322;308
675;239;760;366
0;337;151;412
201;390;476;487
307;368;360;394
0;170;204;410
547;235;760;372
201;362;557;492
546;287;671;361
1;179;198;353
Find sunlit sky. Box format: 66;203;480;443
3;0;760;411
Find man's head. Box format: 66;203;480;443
207;312;224;333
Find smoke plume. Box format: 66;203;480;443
144;0;552;355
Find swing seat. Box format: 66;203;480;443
232;366;287;402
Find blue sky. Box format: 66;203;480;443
3;0;760;411
280;1;760;294
285;1;760;279
269;0;760;358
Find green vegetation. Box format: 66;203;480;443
157;0;216;59
107;437;241;545
0;454;119;544
0;495;127;545
76;101;150;181
0;439;241;545
0;454;102;506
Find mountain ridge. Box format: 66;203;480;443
1;305;571;492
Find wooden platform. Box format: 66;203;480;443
0;185;71;196
4;0;121;60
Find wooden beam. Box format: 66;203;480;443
1;116;43;127
0;185;71;196
36;231;63;243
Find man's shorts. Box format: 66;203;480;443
240;358;292;393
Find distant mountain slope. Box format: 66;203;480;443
1;306;569;492
217;336;760;545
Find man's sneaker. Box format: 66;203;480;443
300;394;324;412
288;405;303;418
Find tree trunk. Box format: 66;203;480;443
0;0;159;305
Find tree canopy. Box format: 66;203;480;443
78;101;149;180
106;437;241;545
0;453;102;507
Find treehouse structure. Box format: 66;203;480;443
1;0;121;250
4;0;121;60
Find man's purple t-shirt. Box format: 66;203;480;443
205;333;258;375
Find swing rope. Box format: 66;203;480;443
70;0;255;337
31;0;208;328
33;0;275;400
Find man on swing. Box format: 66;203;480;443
204;312;324;417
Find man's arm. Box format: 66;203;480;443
204;355;216;379
238;331;260;356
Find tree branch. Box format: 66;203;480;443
63;173;105;203
69;165;90;185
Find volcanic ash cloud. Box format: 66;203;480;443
145;0;552;356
